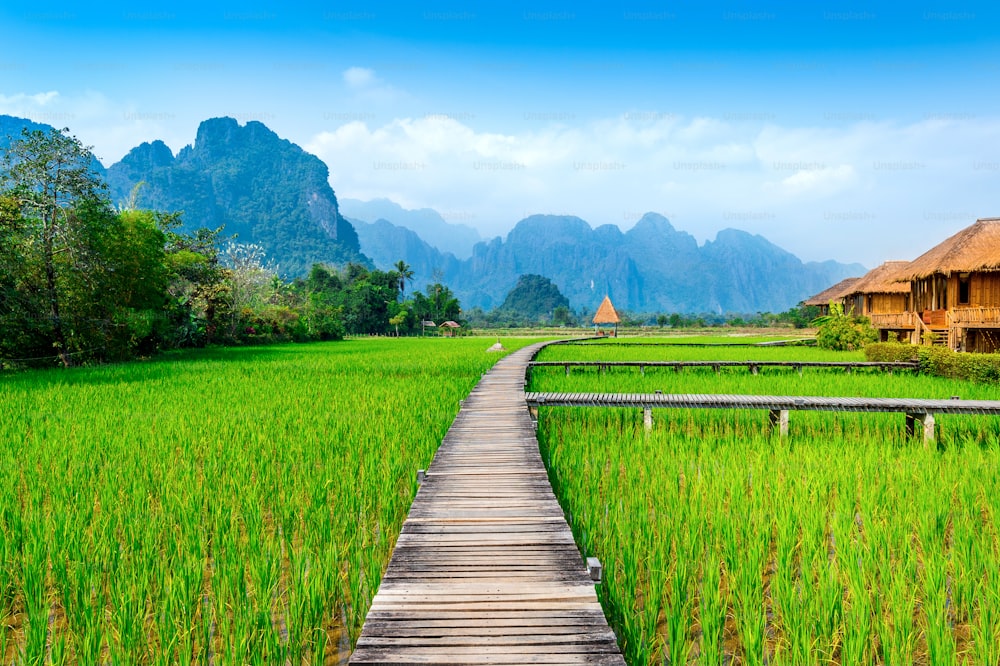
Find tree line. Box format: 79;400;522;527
0;127;461;368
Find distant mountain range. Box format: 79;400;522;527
1;114;864;314
356;212;864;314
340;198;481;259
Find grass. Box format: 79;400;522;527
532;337;1000;665
0;337;531;664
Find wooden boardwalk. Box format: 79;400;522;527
528;360;918;375
350;343;625;665
525;391;1000;444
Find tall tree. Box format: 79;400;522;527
1;128;109;365
394;260;414;298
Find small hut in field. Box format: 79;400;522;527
803;277;861;316
592;296;620;337
439;320;461;337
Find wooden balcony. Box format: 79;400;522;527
870;312;916;329
950;307;1000;327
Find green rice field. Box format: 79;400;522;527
0;338;531;664
532;338;1000;664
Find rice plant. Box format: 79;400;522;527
534;337;1000;664
0;337;530;663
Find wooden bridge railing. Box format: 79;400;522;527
524;392;1000;445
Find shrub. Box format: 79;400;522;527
866;342;1000;383
815;304;878;351
864;342;919;363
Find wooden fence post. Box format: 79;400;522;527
768;409;789;437
905;412;936;445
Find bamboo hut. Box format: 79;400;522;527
803;277;861;316
841;261;914;342
439;321;461;337
899;217;1000;351
592;296;620;337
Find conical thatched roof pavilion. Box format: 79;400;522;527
592;296;620;336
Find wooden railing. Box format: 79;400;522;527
869;312;915;329
949;307;1000;326
525;392;1000;445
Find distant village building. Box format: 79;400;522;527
592;296;620;337
803;277;861;316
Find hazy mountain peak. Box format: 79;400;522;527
632;211;676;233
507;214;593;242
339;197;482;259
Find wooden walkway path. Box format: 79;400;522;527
350;343;625;665
562;339;815;347
528;360;918;375
525;391;1000;444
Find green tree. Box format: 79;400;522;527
389;310;408;337
552;305;575;326
0;194;33;362
499;274;569;322
1;127;111;365
99;210;168;356
394;260;414;298
159;218;226;347
413;283;461;325
220;242;276;339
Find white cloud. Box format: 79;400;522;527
343;67;376;89
775;164;857;195
306;113;1000;267
0;91;59;107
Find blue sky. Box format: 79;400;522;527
2;0;999;266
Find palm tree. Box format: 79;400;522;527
394;260;414;299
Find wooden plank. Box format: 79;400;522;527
350;342;625;665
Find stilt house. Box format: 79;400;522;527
841;261;912;342
898;218;1000;351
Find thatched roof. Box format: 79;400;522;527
843;261;912;295
592;296;620;324
803;277;861;306
440;320;460;328
902;218;1000;279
